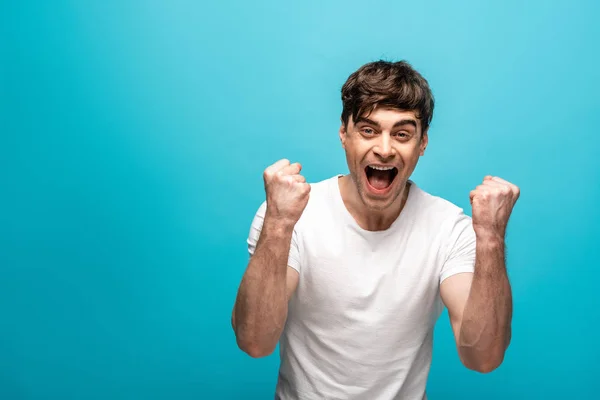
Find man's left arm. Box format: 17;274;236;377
441;176;520;373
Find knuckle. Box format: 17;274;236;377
282;175;293;183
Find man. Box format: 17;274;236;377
232;60;519;399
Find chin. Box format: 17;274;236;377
360;190;399;211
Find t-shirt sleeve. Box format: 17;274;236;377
246;201;301;272
440;210;476;284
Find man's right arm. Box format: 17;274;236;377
232;216;299;358
231;159;308;358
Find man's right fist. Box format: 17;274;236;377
263;159;311;225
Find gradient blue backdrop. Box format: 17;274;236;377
2;1;599;399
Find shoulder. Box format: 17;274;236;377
295;175;340;226
297;174;341;210
408;183;475;256
307;175;339;199
409;182;472;226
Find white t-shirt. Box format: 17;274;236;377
247;175;476;400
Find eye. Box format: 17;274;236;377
393;131;410;140
361;127;376;135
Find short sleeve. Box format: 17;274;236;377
440;211;476;284
246;201;301;272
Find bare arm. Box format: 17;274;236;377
232;159;308;358
441;175;519;373
441;237;512;373
232;217;299;358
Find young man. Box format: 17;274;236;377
232;60;520;399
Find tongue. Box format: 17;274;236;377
368;169;392;190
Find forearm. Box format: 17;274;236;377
458;236;512;372
233;216;293;357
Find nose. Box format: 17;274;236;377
373;133;395;160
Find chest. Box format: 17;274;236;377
293;221;446;332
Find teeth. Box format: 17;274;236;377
369;165;394;171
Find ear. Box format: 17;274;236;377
419;129;428;156
339;120;347;149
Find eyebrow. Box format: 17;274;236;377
355;117;417;129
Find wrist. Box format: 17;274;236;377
475;230;505;248
263;213;296;236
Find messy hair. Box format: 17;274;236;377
341;60;435;134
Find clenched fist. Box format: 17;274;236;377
263;159;311;226
470;176;520;241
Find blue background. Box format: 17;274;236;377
2;1;599;399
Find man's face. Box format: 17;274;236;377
339;106;428;211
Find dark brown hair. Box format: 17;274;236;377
341;60;435;134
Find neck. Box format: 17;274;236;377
338;175;411;231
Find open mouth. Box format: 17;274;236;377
365;165;399;192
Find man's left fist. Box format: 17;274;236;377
469;176;520;240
